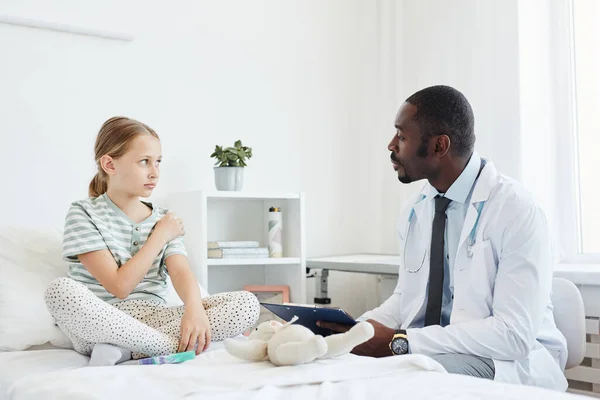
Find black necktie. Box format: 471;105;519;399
425;195;452;326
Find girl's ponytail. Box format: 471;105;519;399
88;172;108;198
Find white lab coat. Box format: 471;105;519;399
360;160;568;390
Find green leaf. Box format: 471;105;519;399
212;141;252;167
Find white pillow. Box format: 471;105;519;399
0;226;72;351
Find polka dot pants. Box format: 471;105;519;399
44;277;261;359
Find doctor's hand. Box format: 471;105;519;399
317;319;395;358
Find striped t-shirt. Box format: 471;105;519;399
62;193;187;304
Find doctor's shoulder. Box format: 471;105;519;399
486;174;547;228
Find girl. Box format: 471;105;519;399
45;116;260;365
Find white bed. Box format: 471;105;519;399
0;229;589;399
0;343;588;400
0;347;87;400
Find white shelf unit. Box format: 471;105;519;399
207;257;301;266
165;190;306;304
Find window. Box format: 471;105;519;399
572;0;600;254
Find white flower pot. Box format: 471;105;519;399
214;167;244;191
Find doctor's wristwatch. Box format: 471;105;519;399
389;329;409;355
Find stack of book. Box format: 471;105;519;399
207;241;269;259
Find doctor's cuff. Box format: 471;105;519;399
406;329;414;354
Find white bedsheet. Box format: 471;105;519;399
1;347;587;400
0;348;88;400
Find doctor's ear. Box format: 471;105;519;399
433;135;451;157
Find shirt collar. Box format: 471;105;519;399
425;151;482;204
101;193;157;225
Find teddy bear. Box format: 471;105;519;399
224;316;374;366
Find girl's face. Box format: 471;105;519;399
105;135;162;198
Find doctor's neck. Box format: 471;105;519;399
427;153;472;194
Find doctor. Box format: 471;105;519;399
318;85;568;390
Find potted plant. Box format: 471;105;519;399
210;140;253;191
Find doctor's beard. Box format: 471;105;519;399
391;153;413;184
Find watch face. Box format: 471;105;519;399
391;337;408;355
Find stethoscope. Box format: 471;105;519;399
403;200;486;273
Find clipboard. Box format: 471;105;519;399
260;302;356;336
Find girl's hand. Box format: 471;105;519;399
154;212;185;243
178;307;211;355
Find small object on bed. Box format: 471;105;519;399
137;351;196;365
224;316;374;366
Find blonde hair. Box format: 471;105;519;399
89;116;160;198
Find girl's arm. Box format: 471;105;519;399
77;212;183;299
166;255;203;311
166;254;211;354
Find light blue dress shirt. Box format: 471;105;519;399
415;151;483;327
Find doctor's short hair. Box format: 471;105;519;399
405;85;475;158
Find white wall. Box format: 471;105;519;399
0;0;387;318
342;0;533;316
0;0;377;243
0;0;569;319
369;0;581;314
0;0;368;234
309;0;529;316
351;0;523;259
397;0;522;180
517;1;571;260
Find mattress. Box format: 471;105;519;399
0;345;588;400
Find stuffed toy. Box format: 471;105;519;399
224;316;374;366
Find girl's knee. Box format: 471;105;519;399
44;277;90;309
239;291;260;324
45;277;81;296
47;276;79;289
239;290;259;305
